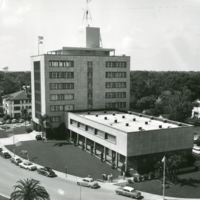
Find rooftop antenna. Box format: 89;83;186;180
83;0;92;27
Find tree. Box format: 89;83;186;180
10;178;50;200
39;114;51;139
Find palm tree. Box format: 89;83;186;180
10;178;50;200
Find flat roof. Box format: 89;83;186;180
74;111;188;133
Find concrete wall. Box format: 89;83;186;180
127;126;194;157
67;112;128;156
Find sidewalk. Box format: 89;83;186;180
0;132;199;200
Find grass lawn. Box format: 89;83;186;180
127;170;200;198
6;140;119;179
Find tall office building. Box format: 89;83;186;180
31;27;130;128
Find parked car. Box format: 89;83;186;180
35;135;43;141
18;119;24;123
19;161;37;171
0;151;12;159
11;119;18;123
115;186;142;199
193;145;200;155
37;167;57;177
77;177;100;189
10;157;23;165
0;147;3;152
0;121;5;125
5;119;11;124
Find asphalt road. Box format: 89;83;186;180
0;156;130;200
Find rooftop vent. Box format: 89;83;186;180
104;111;107;113
96;114;98;117
178;123;182;126
88;112;90;114
139;127;142;131
164;119;167;123
139;114;142;117
159;125;162;128
151;117;154;120
145;121;148;125
126;123;129;126
113;113;115;116
122;115;125;119
133;118;136;121
114;119;117;123
104;117;107;120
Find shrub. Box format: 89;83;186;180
26;127;33;133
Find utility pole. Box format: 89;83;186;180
162;156;166;200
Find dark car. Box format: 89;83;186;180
37;167;57;177
1;151;12;159
10;157;23;165
0;147;3;152
35;135;43;141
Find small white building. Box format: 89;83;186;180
2;90;32;118
191;100;200;118
66;110;194;173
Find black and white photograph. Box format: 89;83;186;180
0;0;200;199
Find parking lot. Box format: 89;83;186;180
6;140;120;179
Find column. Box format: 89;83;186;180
93;142;96;155
76;133;79;145
69;131;72;142
116;153;119;168
125;156;128;172
104;146;106;161
85;137;87;150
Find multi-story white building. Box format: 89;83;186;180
31;27;130;129
67;110;194;173
2;90;32;118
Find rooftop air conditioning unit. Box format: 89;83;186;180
178;123;182;126
113;113;115;116
96;114;98;117
133;118;136;121
145;121;148;125
88;112;90;114
122;115;125;119
139;127;142;131
164;119;167;123
114;119;117;123
139;114;142;117
159;125;162;128
151;117;154;120
104;117;107;120
126;123;129;126
104;111;107;113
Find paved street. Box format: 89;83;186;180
0;156;131;200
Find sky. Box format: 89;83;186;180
0;0;200;71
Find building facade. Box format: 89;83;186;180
31;27;130;128
67;111;194;173
2;90;32;118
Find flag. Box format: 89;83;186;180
161;156;166;163
38;36;44;40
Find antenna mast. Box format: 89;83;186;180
83;0;92;27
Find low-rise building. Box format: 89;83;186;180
67;110;194;173
2;90;32;118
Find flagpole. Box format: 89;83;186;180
163;156;166;200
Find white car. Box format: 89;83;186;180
193;145;200;155
77;177;100;189
115;186;142;199
19;161;37;171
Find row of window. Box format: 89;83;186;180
14;100;31;104
14;105;31;111
105;102;126;109
106;61;127;68
49;83;74;90
49;72;74;79
49;60;74;67
50;94;74;101
105;82;126;88
50;104;74;112
50;116;61;122
70;119;116;144
105;72;126;78
105;92;126;99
